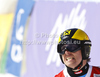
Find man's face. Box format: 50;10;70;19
62;49;82;69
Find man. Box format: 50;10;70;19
55;28;100;77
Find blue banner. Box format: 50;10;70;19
6;0;35;76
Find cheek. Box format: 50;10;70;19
75;51;82;61
62;55;64;60
62;55;66;61
77;55;82;61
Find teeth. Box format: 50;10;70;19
67;57;72;59
67;57;73;61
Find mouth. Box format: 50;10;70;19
66;57;75;61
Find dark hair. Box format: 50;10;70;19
87;58;91;62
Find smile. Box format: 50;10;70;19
66;57;74;61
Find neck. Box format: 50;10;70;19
67;60;89;77
73;60;87;71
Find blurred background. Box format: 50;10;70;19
0;0;100;77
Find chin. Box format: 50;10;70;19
66;64;76;68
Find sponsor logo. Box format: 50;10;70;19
11;9;24;63
63;30;71;36
84;41;91;44
74;70;83;74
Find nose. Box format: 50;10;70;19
64;50;71;55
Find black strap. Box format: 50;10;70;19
66;63;89;77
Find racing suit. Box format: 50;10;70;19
55;64;100;77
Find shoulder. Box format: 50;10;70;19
55;70;65;77
91;65;100;74
92;66;100;72
88;65;100;77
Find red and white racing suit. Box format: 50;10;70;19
55;65;100;77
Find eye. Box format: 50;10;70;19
61;45;68;51
68;44;79;51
